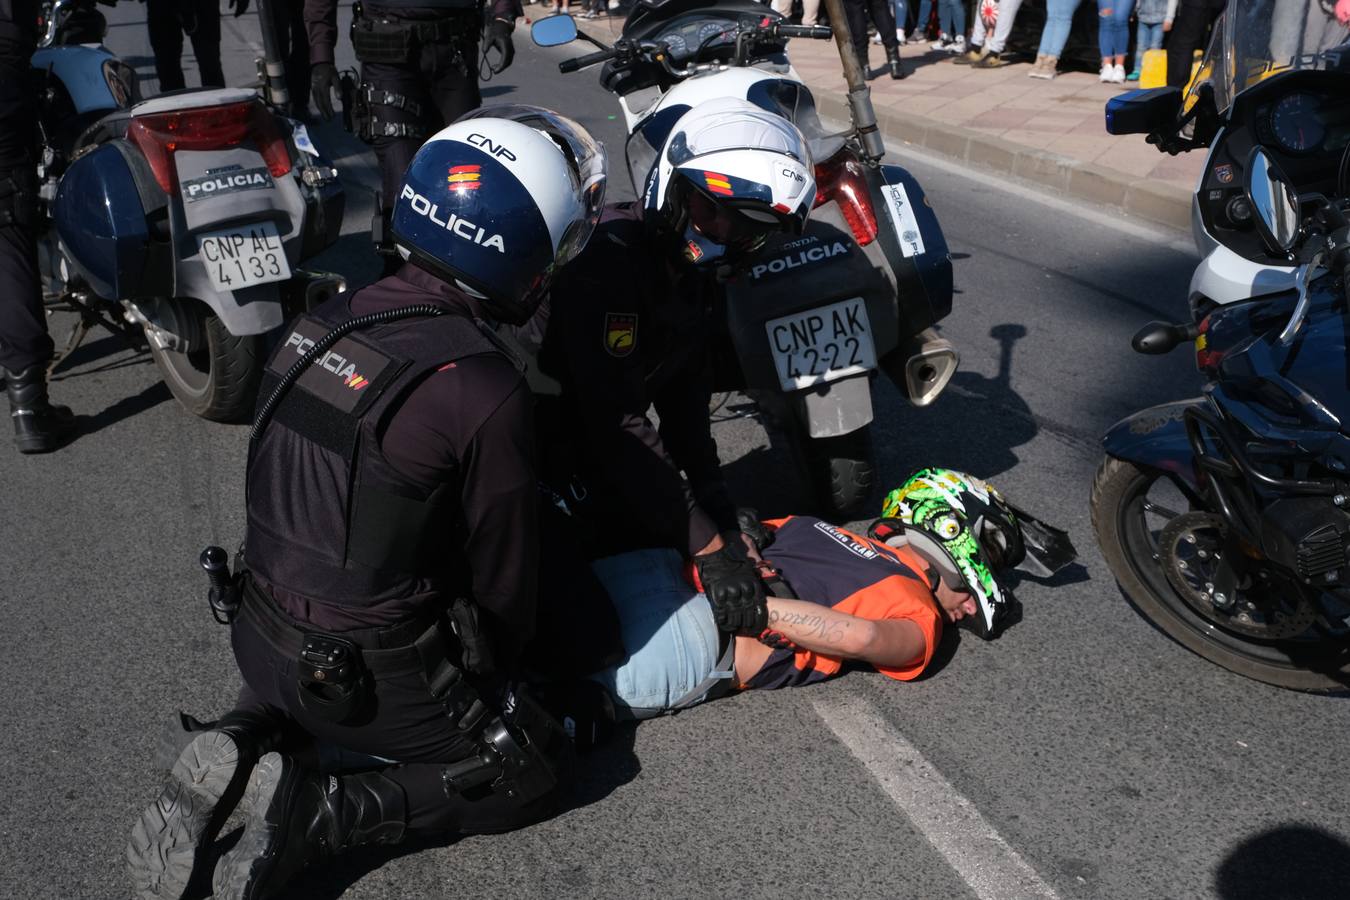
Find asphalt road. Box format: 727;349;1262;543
2;5;1350;899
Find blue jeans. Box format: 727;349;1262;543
1097;0;1133;58
892;0;908;34
1133;20;1163;72
915;0;932;35
938;0;965;36
586;549;732;720
1037;0;1079;57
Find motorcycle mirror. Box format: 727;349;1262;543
1104;87;1182;136
1246;147;1300;257
531;14;579;47
1131;320;1199;355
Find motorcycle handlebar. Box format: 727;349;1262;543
559;47;617;73
774;24;832;39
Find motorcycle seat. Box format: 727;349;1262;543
72;108;134;153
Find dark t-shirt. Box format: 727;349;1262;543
745;516;943;689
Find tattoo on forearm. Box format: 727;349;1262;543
767;608;846;642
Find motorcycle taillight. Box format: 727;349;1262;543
813;154;878;246
128;100;291;194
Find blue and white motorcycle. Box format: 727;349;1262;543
34;0;346;420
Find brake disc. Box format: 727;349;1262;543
1158;511;1317;639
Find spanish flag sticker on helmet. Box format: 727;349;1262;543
703;171;733;197
447;165;482;191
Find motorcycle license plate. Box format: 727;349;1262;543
196;221;292;292
765;297;877;392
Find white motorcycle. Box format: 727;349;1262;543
1106;3;1350;318
533;2;958;518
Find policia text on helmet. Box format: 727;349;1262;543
126;108;607;900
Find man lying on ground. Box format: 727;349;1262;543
582;469;1073;721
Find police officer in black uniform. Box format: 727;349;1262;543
522;101;818;639
126;107;608;900
0;0;75;453
306;0;520;265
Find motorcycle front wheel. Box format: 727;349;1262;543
1091;455;1350;693
148;306;264;423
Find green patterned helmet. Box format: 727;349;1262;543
870;468;1025;639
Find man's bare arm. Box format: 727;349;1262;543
762;597;925;668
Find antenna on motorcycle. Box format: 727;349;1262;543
819;0;885;165
255;0;292;114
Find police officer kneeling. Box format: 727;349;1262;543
126;106;607;900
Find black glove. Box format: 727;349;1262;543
694;536;768;634
228;0;249;16
486;19;515;73
311;62;342;121
736;508;774;552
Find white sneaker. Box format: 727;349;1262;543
1111;63;1127;83
949;35;965;53
1099;63;1112;82
930;33;949;50
896;29;906;42
871;31;883;44
607;0;620;8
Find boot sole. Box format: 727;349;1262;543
126;731;243;899
212;752;287;900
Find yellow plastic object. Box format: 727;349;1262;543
1139;48;1167;88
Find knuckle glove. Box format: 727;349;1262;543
694;540;767;634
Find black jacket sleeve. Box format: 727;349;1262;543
542;280;723;557
303;0;338;64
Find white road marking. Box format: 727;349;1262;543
812;692;1060;900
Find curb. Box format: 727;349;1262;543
566;16;1192;233
811;91;1192;232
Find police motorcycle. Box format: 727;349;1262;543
532;1;957;518
33;0;346;421
1104;2;1350;316
1090;128;1350;690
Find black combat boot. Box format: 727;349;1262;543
855;45;870;78
127;710;285;900
887;44;907;79
4;365;75;453
212;753;408;900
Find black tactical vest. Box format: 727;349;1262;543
244;295;504;613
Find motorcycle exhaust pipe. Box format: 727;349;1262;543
886;328;959;407
286;269;348;314
820;0;887;164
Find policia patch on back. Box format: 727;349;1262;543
604;313;637;358
269;317;399;415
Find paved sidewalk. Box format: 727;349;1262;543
563;9;1203;230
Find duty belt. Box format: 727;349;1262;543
239;580;490;734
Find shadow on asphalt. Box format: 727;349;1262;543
74;381;173;440
1214;824;1350;899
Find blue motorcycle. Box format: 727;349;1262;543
34;0;346;420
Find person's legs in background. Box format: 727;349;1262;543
970;0;1024;65
187;0;224;88
891;0;908;41
1130;19;1162;79
281;0;312;116
911;0;933;40
801;0;821;25
1097;0;1132;82
1030;0;1076;78
0;32;73;453
1165;0;1221;88
865;0;905;75
145;0;186;92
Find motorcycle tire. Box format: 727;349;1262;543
148;307;264;423
805;427;875;521
1090;454;1350;693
